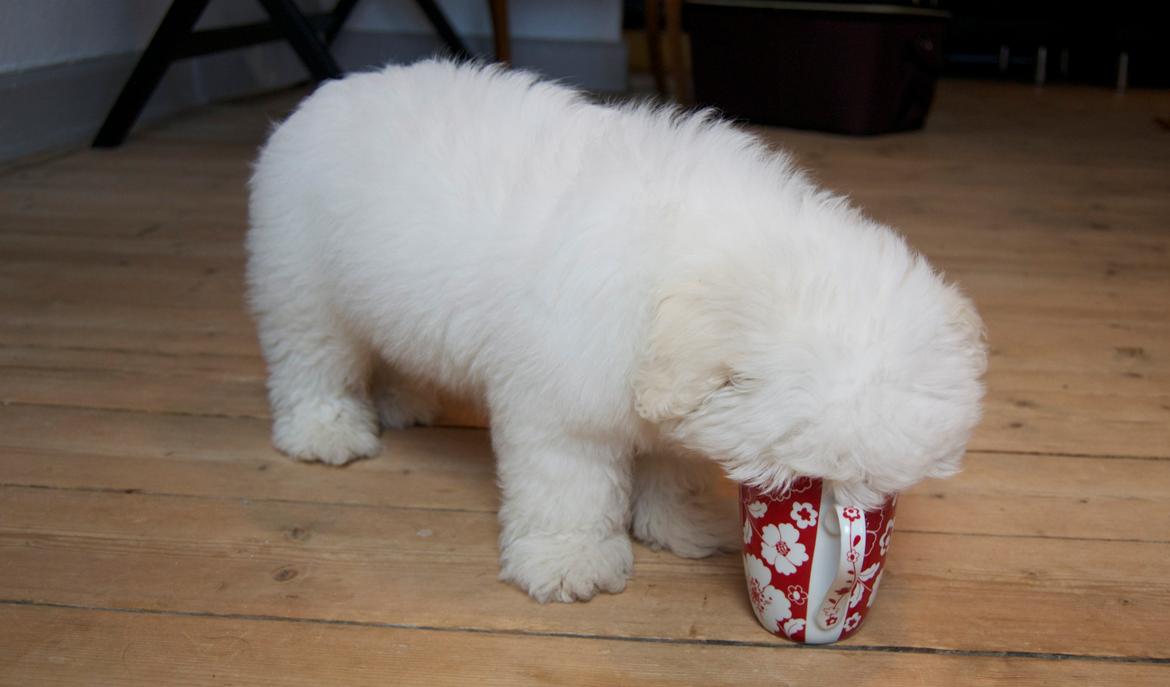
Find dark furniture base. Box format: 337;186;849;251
687;2;949;136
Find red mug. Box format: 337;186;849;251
740;478;897;643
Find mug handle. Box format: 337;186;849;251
815;504;866;631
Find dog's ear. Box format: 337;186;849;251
633;282;732;423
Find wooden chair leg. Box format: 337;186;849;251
664;0;689;104
489;0;510;64
645;0;667;97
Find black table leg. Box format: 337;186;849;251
415;0;474;60
325;0;361;45
258;0;342;81
92;0;475;148
93;0;212;148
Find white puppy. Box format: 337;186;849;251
247;60;986;603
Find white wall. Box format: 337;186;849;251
0;1;335;74
347;0;621;42
1;0;169;72
0;0;621;75
0;0;626;161
0;0;327;161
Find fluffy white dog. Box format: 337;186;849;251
247;60;986;603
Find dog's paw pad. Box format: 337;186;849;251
500;532;633;603
273;398;380;465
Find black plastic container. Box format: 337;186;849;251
687;1;950;135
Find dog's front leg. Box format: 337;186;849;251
492;422;634;603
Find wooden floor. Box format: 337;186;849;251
1;79;1168;685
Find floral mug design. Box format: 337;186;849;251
741;478;897;644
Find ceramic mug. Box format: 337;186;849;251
740;477;897;644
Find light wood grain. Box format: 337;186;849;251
2;322;1167;453
3;404;1168;541
2;78;1169;684
5;606;1166;687
1;485;1168;658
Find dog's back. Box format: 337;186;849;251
247;60;665;418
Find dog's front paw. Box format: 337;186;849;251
272;397;380;465
632;491;738;559
500;532;633;603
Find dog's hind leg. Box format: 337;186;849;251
255;299;381;466
631;450;739;558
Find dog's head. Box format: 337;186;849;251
633;223;987;508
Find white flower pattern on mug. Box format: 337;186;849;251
848;579;866;608
879;520;895;555
789;502;817;529
844;612;862;633
782;617;805;639
742;480;896;643
867;571;884;608
745;554;792;632
760;523;809;575
823;608;840;628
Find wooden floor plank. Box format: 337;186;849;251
3;606;1164;687
0;301;258;357
2;315;1167;456
0;348;270;419
5;443;1170;543
2;404;1168;541
2;77;1169;684
1;485;1167;659
5;256;1168;321
8;302;1169;374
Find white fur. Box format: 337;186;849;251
246;60;986;603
